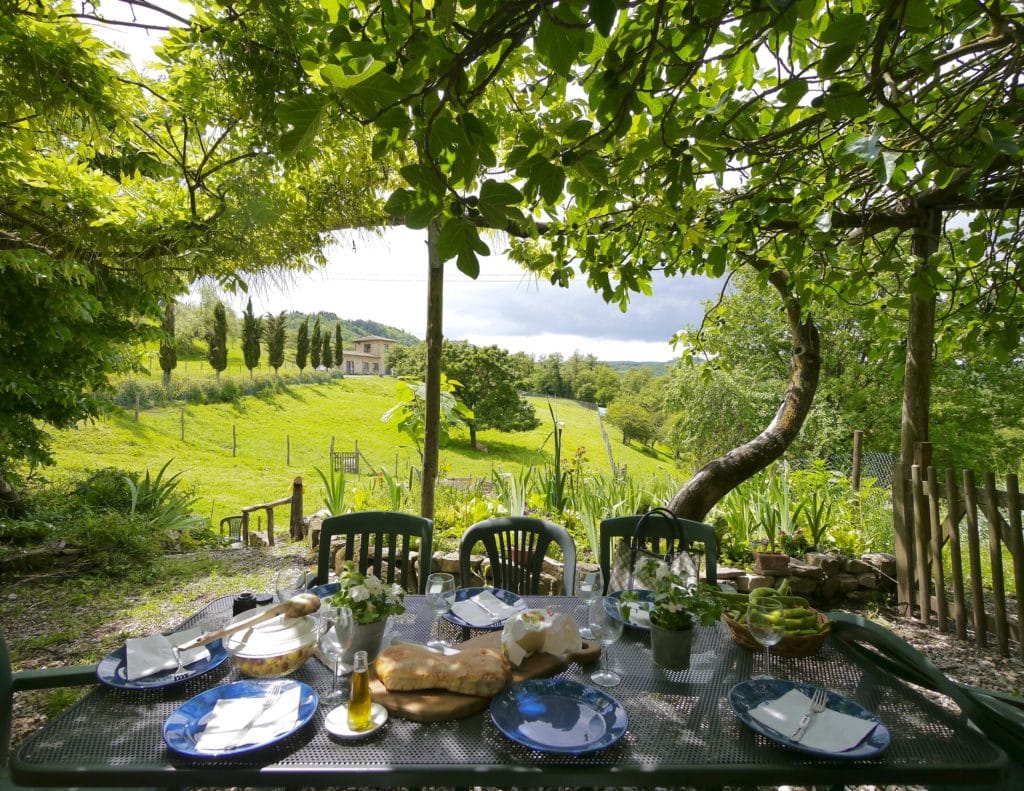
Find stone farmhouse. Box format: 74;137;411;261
343;334;395;375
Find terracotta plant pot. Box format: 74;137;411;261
649;621;695;671
754;551;790;572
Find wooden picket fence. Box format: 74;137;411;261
893;458;1024;658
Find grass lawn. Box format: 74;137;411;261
47;376;684;527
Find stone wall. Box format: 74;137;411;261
720;551;897;606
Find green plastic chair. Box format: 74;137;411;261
599;512;719;594
315;511;433;594
1;627;152;790
219;514;242;544
459;516;577;595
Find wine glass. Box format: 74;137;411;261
275;566;314;603
322;605;354;706
747;596;785;679
425;572;456;650
575;566;604;640
589;596;625;687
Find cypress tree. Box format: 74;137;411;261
295;318;309;372
241;298;262;377
334;324;344;368
206;302;228;383
321;332;331;368
310;315;322;369
265;312;286;375
158;301;177;388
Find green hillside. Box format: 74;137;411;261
48;377;684;527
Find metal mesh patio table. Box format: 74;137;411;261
11;595;1008;788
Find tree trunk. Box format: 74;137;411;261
469;423;478;450
900;210;941;465
0;473;24;517
667;269;821;521
420;221;443;520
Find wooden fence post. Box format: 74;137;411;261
291;477;304;541
911;464;930;625
266;507;275;547
851;430;863;491
982;472;1009;655
1006;473;1024;659
892;460;914;614
926;466;947;632
945;468;968;640
241;510;250;548
962;469;987;648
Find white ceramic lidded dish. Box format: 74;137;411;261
223;608;321;677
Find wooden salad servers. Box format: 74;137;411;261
175;593;321;652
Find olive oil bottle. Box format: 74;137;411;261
347;650;372;731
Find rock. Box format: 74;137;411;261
819;576;841;601
862;552;897;578
857;572;878;589
804;551;843;576
735;573;773;592
439;551;461;574
837;573;860;593
716;565;745;580
784;575;819;595
844;557;873;574
787;560;825;580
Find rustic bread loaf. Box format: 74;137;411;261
375;643;511;697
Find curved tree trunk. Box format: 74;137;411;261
668;269;821;521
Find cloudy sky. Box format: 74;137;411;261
225;228;721;361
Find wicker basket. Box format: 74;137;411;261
722;611;831;658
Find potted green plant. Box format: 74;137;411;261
329;560;406;663
648;576;724;671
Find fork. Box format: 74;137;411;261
169;644;191;681
791;688;828;742
228;684;284;749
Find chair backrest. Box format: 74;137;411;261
316;511;433;594
599;513;718;593
459;516;577;595
220;515;242;541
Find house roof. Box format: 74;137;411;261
351;335;395;342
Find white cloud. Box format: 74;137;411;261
225;227;721;361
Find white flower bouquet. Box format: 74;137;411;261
328;560;406;624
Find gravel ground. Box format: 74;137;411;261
4;546;1021;790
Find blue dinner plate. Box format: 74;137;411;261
604;589;655;631
310;582;340;600
490;678;628;754
97;639;228;690
442;586;525;630
728;678;890;759
163;678;318;758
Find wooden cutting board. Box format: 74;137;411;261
368;631;602;722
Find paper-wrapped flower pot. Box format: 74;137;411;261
500;608;582;667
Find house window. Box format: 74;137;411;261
346;360;354;374
372;363;379;373
362;362;369;373
363;343;371;353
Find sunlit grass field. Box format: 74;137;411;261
48;376;683;526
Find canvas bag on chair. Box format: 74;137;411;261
608;507;702;591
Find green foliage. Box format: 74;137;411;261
71;467;134;512
159;302;177;383
381;376;472;460
310;315;322;370
314;464;346;516
333;324;344;367
265;312;287;373
651;581;724;630
206;303;229;381
241;298;262;375
295;319;309;372
328;560;406;625
126;459;207;533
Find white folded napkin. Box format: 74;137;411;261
124;627;210;681
195;685;301;751
749;688;878;752
450;590;521;627
623;601;651;627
